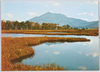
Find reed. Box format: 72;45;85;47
2;37;90;71
2;29;98;36
11;63;64;71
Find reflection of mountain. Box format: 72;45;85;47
29;12;98;28
45;42;63;46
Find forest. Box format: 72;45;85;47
1;20;87;30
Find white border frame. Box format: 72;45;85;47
0;0;99;72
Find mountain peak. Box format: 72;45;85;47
42;12;67;18
44;12;53;15
45;12;61;14
28;12;98;28
46;12;53;14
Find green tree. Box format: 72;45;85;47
20;21;25;30
25;21;30;30
5;20;12;30
82;28;85;30
66;25;70;29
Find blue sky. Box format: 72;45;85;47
1;0;98;22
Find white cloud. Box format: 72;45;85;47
78;13;81;15
78;51;82;54
6;13;13;18
82;12;87;15
85;53;90;56
85;52;92;57
50;11;54;13
94;1;98;4
45;50;48;53
53;51;60;55
88;13;94;16
85;52;99;58
86;0;98;4
78;12;87;15
92;53;99;57
81;18;88;21
45;5;48;7
54;3;60;6
79;3;83;5
78;66;87;70
28;12;35;16
86;1;91;4
78;12;94;17
50;44;54;47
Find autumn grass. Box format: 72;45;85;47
2;29;98;36
2;37;90;71
11;63;64;71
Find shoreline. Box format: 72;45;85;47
2;29;98;36
2;37;90;71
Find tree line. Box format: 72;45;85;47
1;20;87;30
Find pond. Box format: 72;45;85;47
2;34;99;70
1;33;97;38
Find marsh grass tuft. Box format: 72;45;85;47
2;29;98;36
2;37;90;71
11;63;64;71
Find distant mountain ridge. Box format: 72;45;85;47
85;21;98;29
29;12;98;28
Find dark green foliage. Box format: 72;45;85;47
82;28;85;30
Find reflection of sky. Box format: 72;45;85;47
21;36;99;70
2;34;99;70
78;66;87;70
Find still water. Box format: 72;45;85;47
2;34;99;70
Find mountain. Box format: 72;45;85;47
85;21;98;29
29;12;98;28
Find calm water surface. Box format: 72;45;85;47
2;34;99;70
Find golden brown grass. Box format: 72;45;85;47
2;29;98;36
11;63;64;71
2;37;90;71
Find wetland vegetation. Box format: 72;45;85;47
1;0;99;71
1;19;98;71
2;37;90;71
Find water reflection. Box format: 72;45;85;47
11;53;34;64
19;36;99;70
1;33;98;38
2;34;99;70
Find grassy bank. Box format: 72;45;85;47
2;37;90;71
2;29;98;36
